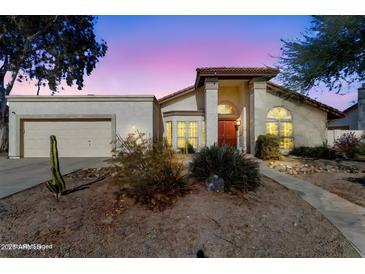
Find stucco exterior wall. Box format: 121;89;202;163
160;87;205;113
253;88;328;148
328;107;358;130
205;79;219;146
250;80;268;153
7;96;156;158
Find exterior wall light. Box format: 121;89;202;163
236;120;241;126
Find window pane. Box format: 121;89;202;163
177;122;185;137
267;107;291;120
188;122;198;137
177;138;186;149
218;104;235;114
165;121;172;146
177;122;186;148
266;122;279;136
281;122;293;137
280;138;294;149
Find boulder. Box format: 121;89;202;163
207;175;225;192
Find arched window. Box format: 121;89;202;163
218;102;237;115
266;107;293;150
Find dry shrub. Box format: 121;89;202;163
255;134;281;160
112;131;186;211
334;132;365;159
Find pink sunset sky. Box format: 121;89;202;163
10;16;359;111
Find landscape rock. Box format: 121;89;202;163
207;175;225;192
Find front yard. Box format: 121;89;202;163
0;167;358;257
267;156;365;207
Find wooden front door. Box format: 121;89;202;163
218;120;237;147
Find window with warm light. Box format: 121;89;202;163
266;107;293;149
177;121;186;149
218;103;236;115
165;121;172;147
176;121;198;149
201;120;206;147
188;121;198;148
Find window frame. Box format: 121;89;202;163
176;120;199;149
165;121;172;147
266;107;294;150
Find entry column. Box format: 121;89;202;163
205;78;218;146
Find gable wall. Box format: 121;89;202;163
160;87;205;113
255;89;328;147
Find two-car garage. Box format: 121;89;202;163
7;95;161;158
21;118;113;157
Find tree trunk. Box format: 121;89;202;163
0;83;9;153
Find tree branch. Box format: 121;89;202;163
4;16;59;95
0;55;8;74
5;70;19;95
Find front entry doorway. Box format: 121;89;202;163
218;120;237;147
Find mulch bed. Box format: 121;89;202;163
0;169;359;257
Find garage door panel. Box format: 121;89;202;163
23;120;112;157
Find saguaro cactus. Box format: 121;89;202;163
46;135;66;200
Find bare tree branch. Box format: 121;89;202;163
5;70;19;95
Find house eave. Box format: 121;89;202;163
6;95;157;103
267;82;345;119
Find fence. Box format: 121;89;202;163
327;130;365;147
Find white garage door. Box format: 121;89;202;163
22;119;112;157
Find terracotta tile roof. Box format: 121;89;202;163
159;81;344;118
195;67;279;87
267;82;344;119
196;67;280;75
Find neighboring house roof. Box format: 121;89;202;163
343;103;358;113
195;67;279;87
267;82;344;119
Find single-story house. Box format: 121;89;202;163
7;67;344;158
328;83;365;130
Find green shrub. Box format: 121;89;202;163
189;145;260;192
255;134;281;160
113;131;186;210
179;142;195;154
290;145;336;160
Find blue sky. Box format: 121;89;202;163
12;16;359;110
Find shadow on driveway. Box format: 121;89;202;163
0;157;109;199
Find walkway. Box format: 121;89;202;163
260;163;365;257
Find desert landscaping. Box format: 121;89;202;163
0;167;359;258
266;156;365;208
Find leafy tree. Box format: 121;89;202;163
278;16;365;93
0;16;107;151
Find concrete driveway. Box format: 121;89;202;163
0;157;109;199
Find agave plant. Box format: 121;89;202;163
190;145;260;192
